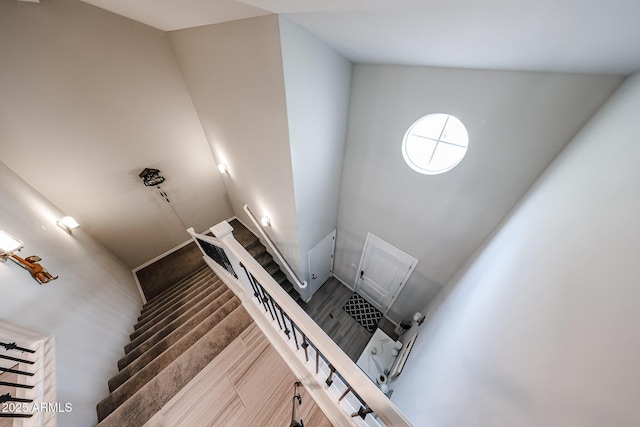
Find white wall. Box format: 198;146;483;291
279;18;352;298
169;16;304;276
391;73;640;426
334;64;622;322
0;161;141;427
0;0;233;268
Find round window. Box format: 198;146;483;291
402;113;469;175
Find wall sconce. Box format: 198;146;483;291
260;216;271;227
139;168;165;186
218;164;229;174
57;216;80;234
0;231;24;261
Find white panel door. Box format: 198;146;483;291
355;233;418;313
308;230;336;297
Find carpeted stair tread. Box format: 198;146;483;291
133;275;218;332
247;241;267;258
143;265;210;308
97;296;243;420
255;252;273;267
129;278;222;341
120;284;230;369
138;271;213;322
139;267;212;317
137;270;216;322
127;279;222;352
96;306;253;425
228;220;305;306
109;290;237;392
272;270;287;284
265;261;281;275
228;219;258;247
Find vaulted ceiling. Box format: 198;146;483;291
3;0;636;271
80;0;640;74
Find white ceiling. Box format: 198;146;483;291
80;0;640;75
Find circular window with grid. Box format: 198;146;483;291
402;113;469;175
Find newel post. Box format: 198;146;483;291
209;221;255;296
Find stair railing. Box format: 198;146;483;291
290;381;304;427
0;321;56;427
188;221;412;427
242;204;307;290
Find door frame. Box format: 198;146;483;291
354;232;418;315
308;230;336;298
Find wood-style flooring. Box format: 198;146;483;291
303;278;399;362
143;323;332;427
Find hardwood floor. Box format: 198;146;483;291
303;278;400;362
143;323;332;427
303;277;374;361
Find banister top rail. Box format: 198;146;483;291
209;226;412;427
242;204;307;289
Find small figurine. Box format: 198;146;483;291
10;254;58;285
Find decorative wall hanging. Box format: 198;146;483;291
9;254;58;285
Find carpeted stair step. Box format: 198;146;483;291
264;260;281;276
136;273;212;325
230;222;305;306
246;240;267;258
281;279;305;306
118;285;230;370
139;268;211;319
255;251;273;268
97;296;243;421
131;280;218;342
141;265;210;311
96;305;253;426
272;270;287;285
109;289;237;392
120;282;229;369
137;269;215;324
227;219;305;308
127;277;221;351
133;273;218;333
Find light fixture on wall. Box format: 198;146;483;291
217;163;229;174
260;216;271;227
0;231;24;262
57;216;80;234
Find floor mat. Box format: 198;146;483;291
343;293;382;333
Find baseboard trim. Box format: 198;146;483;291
333;274;355;291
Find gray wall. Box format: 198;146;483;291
391;72;640;427
334;64;622;322
0;161;141;427
0;0;232;269
279;18;352;298
169;16;304;276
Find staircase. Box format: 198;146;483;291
95;265;253;426
229;219;306;307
